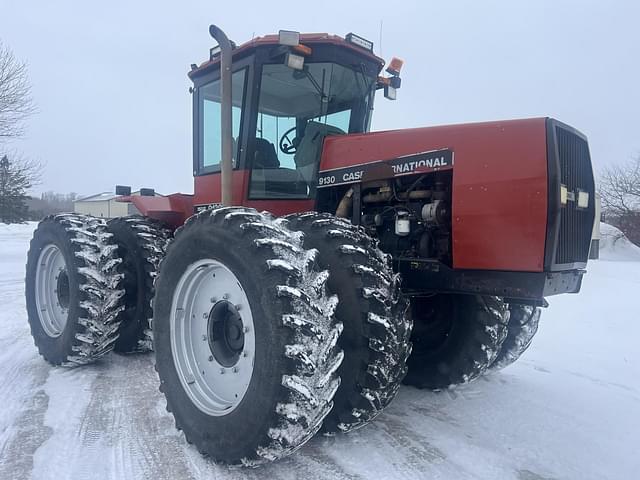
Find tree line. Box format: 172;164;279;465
0;40;40;223
599;156;640;246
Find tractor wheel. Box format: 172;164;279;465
107;216;171;353
153;207;343;465
489;304;541;372
25;213;124;366
286;212;412;433
403;294;508;390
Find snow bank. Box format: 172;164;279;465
599;222;640;261
0;221;37;234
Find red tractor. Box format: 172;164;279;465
25;26;595;465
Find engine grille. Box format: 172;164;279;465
553;125;595;266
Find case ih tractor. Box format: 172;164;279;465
25;26;595;465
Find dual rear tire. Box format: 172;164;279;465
25;214;124;365
106;216;171;353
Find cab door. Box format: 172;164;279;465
191;59;253;210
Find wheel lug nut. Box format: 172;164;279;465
235;304;242;311
223;293;230;300
202;335;207;341
208;355;213;362
242;351;248;358
243;326;249;333
232;367;239;373
210;297;216;303
220;368;225;374
202;312;208;319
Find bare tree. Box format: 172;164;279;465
599;156;640;245
0;40;35;141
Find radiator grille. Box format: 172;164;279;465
554;126;594;265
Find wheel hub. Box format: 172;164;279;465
170;259;256;416
207;300;244;367
35;244;69;338
56;270;70;310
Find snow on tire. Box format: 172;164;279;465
489;304;541;372
153;207;343;465
25;213;125;366
286;212;412;433
107;215;171;353
404;294;509;389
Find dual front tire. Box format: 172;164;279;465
153;207;344;465
404;294;509;389
286;212;412;433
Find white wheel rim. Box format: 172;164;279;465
35;244;69;338
170;259;256;416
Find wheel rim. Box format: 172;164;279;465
170;259;256;416
35;244;69;338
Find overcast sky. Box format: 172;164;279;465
1;0;638;196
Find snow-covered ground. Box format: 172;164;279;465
1;222;639;480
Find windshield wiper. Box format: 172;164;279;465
301;67;329;117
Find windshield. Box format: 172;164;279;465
249;62;375;199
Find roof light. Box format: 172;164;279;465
285;52;305;70
279;30;300;46
345;33;374;51
386;57;404;76
115;185;131;196
209;45;221;59
293;44;313;56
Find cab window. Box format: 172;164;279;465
199;69;247;171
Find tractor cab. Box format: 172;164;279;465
187;32;394;212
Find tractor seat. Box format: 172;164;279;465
254;138;280;169
250;138;307;197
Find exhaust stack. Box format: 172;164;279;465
208;24;233;206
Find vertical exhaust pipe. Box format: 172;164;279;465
208;25;233;206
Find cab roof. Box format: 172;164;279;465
188;33;385;80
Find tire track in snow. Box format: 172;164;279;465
0;271;53;479
61;353;194;480
0;382;52;479
31;365;100;480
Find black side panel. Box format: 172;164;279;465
397;258;584;304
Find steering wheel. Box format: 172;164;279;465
279;126;298;155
